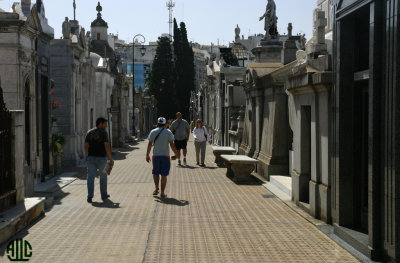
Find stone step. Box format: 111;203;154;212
269;175;292;196
0;197;45;245
264;181;291;201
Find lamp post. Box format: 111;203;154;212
132;34;146;137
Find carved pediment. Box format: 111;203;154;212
25;5;42;33
336;0;360;12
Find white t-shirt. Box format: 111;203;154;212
148;128;174;156
193;127;209;142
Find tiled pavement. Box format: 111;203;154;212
0;140;359;263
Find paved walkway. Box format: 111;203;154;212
0;140;359;263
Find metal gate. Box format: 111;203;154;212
0;85;14;198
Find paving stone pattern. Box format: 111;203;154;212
0;140;359;263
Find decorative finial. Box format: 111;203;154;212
96;2;102;17
73;0;76;20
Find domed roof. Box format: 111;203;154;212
91;16;108;28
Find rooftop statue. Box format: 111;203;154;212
62;17;71;39
259;0;278;40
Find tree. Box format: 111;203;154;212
149;36;176;119
149;20;195;120
173;21;195;119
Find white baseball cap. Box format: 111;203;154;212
157;117;166;124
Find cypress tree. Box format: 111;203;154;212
172;20;195;119
173;19;184;112
173;18;182;64
179;22;195;118
149;36;176;119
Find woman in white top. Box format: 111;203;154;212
192;119;211;166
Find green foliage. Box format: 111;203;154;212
123;78;130;90
149;36;176;119
52;133;66;156
149;20;195;119
174;21;195;118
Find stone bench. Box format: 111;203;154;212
212;146;237;167
221;155;259;183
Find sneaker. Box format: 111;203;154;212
102;194;110;200
87;197;93;203
183;158;187;165
178;159;181;165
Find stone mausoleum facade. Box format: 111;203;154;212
200;0;400;261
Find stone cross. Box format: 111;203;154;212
287;23;292;38
306;9;328;56
314;9;327;45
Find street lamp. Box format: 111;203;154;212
132;34;146;137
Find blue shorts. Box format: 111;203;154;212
152;156;171;176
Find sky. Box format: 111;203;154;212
0;0;317;45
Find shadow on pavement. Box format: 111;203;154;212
181;165;197;170
112;144;141;161
177;165;218;170
153;196;189;206
0;213;45;255
113;147;140;161
201;166;217;170
91;199;121;208
231;179;262;186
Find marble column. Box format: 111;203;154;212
252;90;264;159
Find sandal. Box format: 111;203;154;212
153;189;159;195
160;193;167;198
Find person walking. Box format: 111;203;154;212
193;119;211;167
84;117;114;203
170;112;191;166
146;117;179;198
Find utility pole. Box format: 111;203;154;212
166;0;175;40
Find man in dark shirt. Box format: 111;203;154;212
84;117;114;203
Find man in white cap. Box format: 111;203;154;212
146;117;179;198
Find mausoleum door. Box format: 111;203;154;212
24;81;31;166
300;105;311;204
353;82;369;233
335;3;371;234
41;76;49;176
